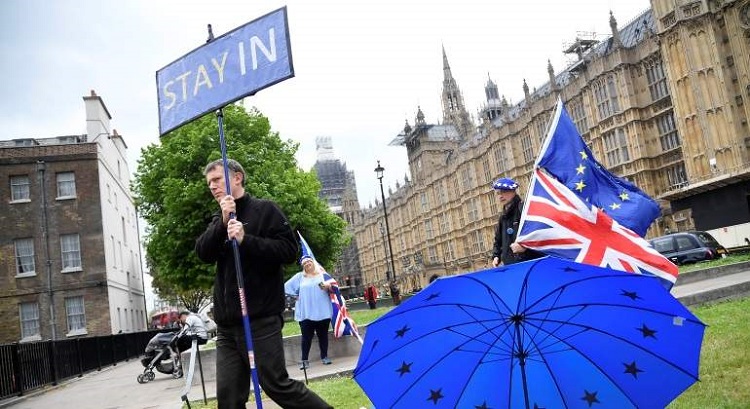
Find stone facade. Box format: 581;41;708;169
352;2;750;292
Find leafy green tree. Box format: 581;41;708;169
147;261;212;313
133;104;347;297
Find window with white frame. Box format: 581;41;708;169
474;230;486;253
420;191;429;213
493;145;505;174
462;237;470;258
657;113;681;151
666;163;688;188
428;246;438;264
10;175;30;202
443;212;451;233
520;128;534;164
443;241;455;261
593;81;609;119
56;172;76;199
645;58;669;101
607;76;620;113
570;98;589;135
61;234;82;272
14;238;35;276
482;156;491;182
425;219;434;239
467;198;481;222
121;217;127;244
603;128;630;167
460;166;474;190
65;296;87;335
436;181;446;205
594;76;620;120
118;241;123;271
535;114;550;142
19;302;40;340
111;236;117;269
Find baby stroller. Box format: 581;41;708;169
137;327;187;384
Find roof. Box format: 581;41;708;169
519;8;655;103
390;124;461;146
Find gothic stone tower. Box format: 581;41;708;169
441;46;474;139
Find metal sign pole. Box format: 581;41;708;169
216;109;264;408
200;20;263;407
157;10;294;406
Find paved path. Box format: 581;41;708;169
0;349;360;409
2;269;750;409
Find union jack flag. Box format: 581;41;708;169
517;168;678;286
297;231;362;343
322;270;363;343
535;98;660;237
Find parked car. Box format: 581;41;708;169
649;231;728;265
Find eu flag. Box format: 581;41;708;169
536;98;660;237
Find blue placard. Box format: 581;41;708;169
156;7;294;135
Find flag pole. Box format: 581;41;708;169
210;25;264;409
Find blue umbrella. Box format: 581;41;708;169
354;257;705;408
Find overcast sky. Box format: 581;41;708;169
1;0;651;309
1;0;652;204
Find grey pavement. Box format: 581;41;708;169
0;346;361;409
2;266;750;409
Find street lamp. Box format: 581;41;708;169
378;222;389;282
375;160;397;282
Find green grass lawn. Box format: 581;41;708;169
677;252;750;273
281;306;395;337
667;297;750;408
188;296;750;408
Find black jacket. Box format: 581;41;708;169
195;194;297;327
492;195;543;265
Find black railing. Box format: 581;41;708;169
0;330;166;401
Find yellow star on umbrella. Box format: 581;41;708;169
579;151;588;160
619;192;630;201
609;203;621;210
576;164;586;175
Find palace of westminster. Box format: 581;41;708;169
314;1;750;294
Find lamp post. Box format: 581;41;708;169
375;160;397;283
379;222;389;282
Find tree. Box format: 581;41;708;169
133;104;348;297
147;261;212;313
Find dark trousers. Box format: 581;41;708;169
298;319;331;361
216;316;331;409
177;335;207;353
367;300;377;309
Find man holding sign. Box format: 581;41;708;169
160;8;329;407
196;159;331;409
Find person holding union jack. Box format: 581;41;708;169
491;177;544;267
284;253;335;370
